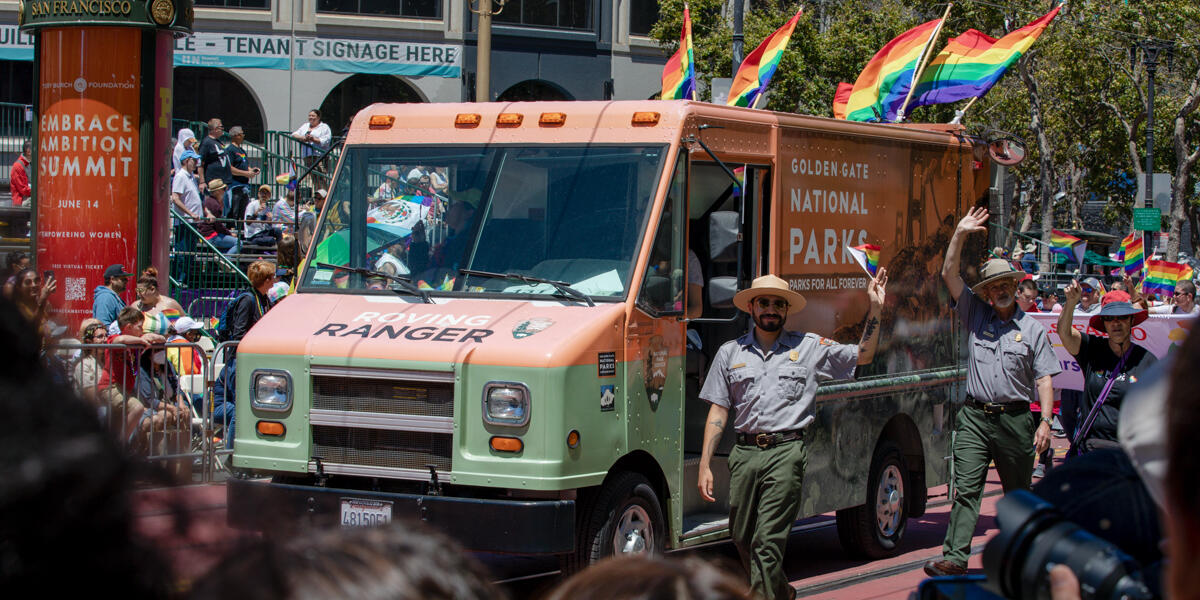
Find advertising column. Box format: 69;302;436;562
36;27;140;324
20;0;193;329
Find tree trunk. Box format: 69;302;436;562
1020;58;1058;270
1167;63;1200;261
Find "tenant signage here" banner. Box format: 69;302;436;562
173;32;462;78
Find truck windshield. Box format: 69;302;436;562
301;144;667;300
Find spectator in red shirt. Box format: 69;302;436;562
103;307;165;401
10;140;31;206
1017;278;1040;313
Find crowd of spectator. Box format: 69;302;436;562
168;114;329;262
0;252;279;461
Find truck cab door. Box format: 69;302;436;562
625;151;688;504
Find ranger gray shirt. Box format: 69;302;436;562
956;287;1061;404
700;330;858;433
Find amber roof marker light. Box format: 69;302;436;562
455;113;482;128
496;113;524;127
368;115;395;129
539;112;567;127
632;112;661;126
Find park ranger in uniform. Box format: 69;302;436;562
924;206;1060;577
697;272;887;600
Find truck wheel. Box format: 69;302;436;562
836;441;908;559
563;471;665;573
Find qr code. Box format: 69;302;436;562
64;277;87;302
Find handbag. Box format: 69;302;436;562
1068;345;1131;457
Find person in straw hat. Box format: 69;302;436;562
697;269;887;600
925;206;1061;577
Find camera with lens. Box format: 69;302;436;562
919;489;1154;600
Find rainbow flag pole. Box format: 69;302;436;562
846;243;881;277
910;5;1061;115
1049;229;1085;268
896;3;953;122
726;7;804;108
661;4;696;101
1144;259;1187;297
843;18;945;122
1119;232;1145;276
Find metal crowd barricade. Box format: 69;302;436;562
209;341;240;474
50;340;215;483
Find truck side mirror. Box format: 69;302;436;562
709;211;739;263
708;276;738;309
987;137;1026;166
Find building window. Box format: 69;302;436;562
493;0;592;30
317;0;441;19
629;0;656;36
193;0;271;9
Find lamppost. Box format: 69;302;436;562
1133;39;1174;209
472;0;507;102
732;0;744;77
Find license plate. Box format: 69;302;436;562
340;498;392;527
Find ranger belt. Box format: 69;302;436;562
965;395;1030;416
736;429;805;449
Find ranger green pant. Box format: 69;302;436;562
729;438;807;600
942;404;1036;565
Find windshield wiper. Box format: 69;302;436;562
461;268;595;307
315;262;433;304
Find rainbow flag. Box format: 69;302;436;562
418;275;456;291
909;6;1060;111
727;8;804;108
832;82;853;119
1181;264;1195;282
843;18;944;122
1119;233;1144;275
160;308;183;324
661;5;696;101
1049;229;1085;266
846;243;881;277
1144;260;1187;296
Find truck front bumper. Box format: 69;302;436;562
226;477;576;555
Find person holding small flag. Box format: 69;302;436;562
1057;285;1156;454
698;270;886;600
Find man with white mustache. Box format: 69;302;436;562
925;206;1061;577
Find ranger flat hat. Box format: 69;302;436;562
971;258;1024;294
733;274;806;316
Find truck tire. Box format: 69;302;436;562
836;441;908;559
563;471;665;573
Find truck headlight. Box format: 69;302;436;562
483;382;530;426
252;370;292;412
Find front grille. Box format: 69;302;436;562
312;375;453;417
312;426;452;472
309;370;455;477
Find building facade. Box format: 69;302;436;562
0;0;669;140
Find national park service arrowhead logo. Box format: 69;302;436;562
512;317;554;339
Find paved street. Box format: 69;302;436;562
134;442;1067;597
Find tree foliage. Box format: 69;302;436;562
649;0;1200;259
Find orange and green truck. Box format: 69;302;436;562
228;100;1000;566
